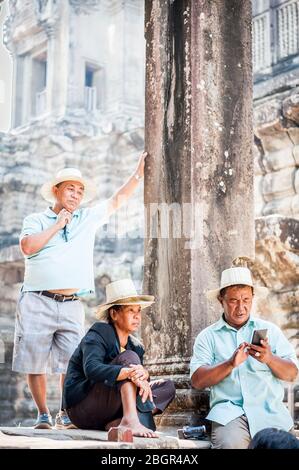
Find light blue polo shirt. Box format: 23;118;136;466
190;316;299;437
20;201;110;294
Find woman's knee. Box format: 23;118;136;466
151;379;176;411
115;350;141;366
157;379;176;401
166;380;176;399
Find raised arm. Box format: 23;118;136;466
108;151;147;216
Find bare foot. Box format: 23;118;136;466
105;418;122;431
120;417;158;438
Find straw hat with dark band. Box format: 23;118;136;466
206;267;268;302
40;168;97;204
96;279;155;321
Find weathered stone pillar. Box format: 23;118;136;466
46;1;70;116
143;0;254;425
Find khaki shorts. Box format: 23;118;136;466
12;291;85;374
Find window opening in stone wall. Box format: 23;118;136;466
253;0;299;75
253;13;271;73
14;55;25;127
84;63;103;112
276;0;299;61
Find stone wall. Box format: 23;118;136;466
252;14;299;422
254;89;299;219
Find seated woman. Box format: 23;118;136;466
62;279;176;438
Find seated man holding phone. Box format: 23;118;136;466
190;267;298;449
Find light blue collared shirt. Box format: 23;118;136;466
20;202;109;294
190;315;298;437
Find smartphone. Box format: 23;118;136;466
251;329;268;346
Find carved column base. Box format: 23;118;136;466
150;373;210;429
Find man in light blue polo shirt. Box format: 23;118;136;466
12;152;147;430
190;267;298;449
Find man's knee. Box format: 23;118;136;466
114;350;141;366
212;418;251;449
214;435;249;449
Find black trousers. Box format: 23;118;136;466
67;350;176;430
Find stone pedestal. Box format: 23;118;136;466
143;0;254;425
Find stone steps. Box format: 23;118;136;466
0;427;211;449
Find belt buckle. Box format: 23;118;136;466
54;293;63;302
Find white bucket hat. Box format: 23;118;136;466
206;267;268;302
96;279;155;321
40;168;97;204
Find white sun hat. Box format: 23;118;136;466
206;267;268;302
40;168;97;204
96;279;155;321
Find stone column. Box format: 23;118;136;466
143;0;254;425
44;1;70;115
21;55;32;125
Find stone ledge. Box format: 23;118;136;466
0;427;211;449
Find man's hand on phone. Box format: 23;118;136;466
248;338;273;364
229;342;250;368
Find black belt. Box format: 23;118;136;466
36;291;79;302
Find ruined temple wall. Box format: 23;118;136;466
254;89;299;219
251;2;299;376
252;78;299;359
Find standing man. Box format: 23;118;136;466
190;267;298;449
12;152;147;430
